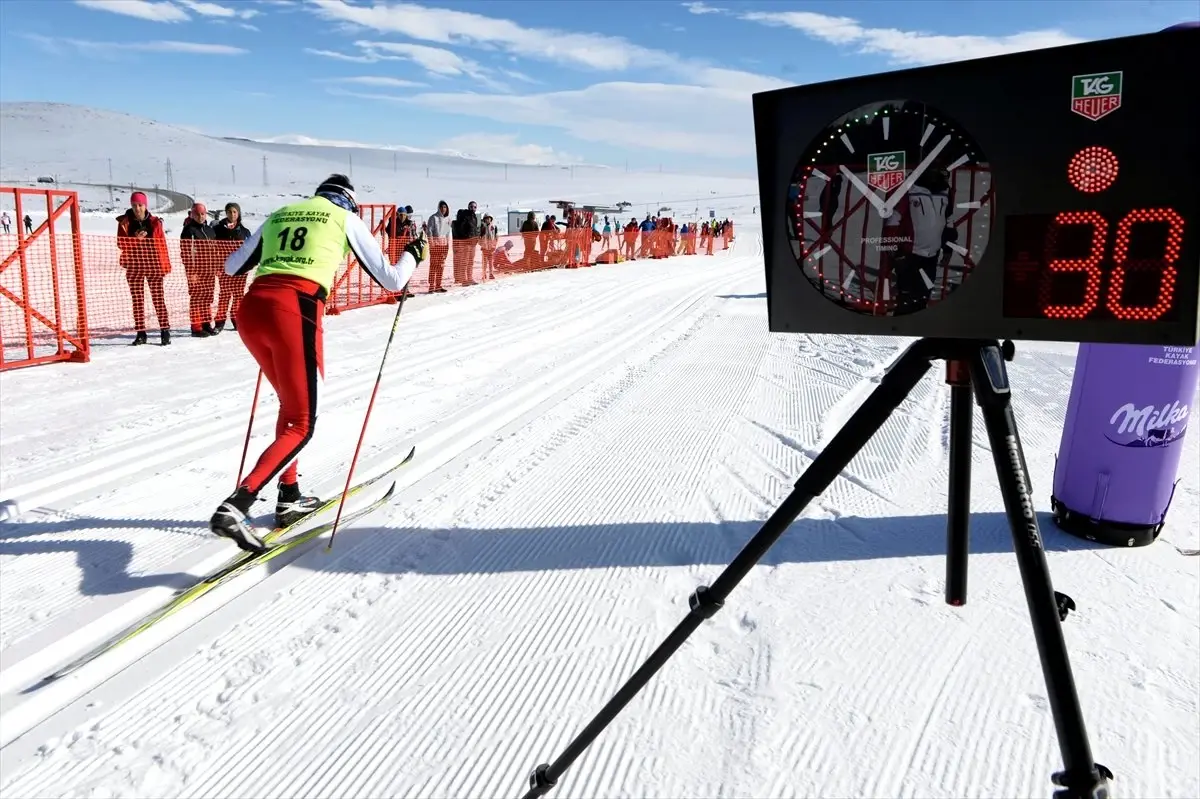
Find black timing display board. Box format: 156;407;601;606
752;27;1199;346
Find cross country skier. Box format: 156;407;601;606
210;174;427;552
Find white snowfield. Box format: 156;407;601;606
0;230;1197;799
0;102;758;229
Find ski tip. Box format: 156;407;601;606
403;445;416;463
29;674;62;691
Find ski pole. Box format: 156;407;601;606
326;279;411;551
235;370;263;488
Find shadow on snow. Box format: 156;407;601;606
1;509;1110;600
304;509;1108;580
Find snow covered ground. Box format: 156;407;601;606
1;100;1197;799
0;226;1197;798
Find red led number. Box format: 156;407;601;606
1043;211;1107;319
1042;207;1186;322
1107;208;1185;320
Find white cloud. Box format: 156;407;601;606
501;69;538;85
324;87;411;104
308;40;508;91
25;34;247;56
358;40;479;77
304;0;784;90
438;133;581;166
176;0;260;19
408;81;756;158
304;47;376;63
738;10;1084;65
74;0;189;23
320;75;427;88
681;1;728;14
298;1;1087;163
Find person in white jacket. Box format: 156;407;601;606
425;199;452;292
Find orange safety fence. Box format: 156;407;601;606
2;189;736;370
0;187;90;370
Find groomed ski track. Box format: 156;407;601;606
2;239;1198;799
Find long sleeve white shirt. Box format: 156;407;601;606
224;208;417;293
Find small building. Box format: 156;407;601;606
507;209;546;235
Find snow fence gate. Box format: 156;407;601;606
0;186;90;371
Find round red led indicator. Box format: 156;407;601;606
1068;146;1119;193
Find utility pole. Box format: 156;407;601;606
107;157;113;204
164;157;174;191
231;164;236;185
348;152;353;178
263;155;268;187
393;151;397;172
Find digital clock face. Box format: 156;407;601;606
753;26;1199;346
787;100;991;317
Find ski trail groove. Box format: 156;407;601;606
0;259;740;679
1;264;690;513
0;262;752;780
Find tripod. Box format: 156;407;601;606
521;338;1113;799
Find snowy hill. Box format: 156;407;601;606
0;103;758;225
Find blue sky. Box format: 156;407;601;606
1;0;1196;173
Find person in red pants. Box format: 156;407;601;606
209;174;427;552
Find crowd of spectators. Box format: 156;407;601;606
109;193;736;346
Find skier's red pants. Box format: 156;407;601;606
236;274;325;495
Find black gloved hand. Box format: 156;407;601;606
405;231;428;263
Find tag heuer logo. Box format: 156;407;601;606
867;151;906;192
1071;71;1122;121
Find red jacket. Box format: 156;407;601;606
116;209;171;274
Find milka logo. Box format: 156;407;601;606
1106;401;1189;448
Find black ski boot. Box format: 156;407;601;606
160;328;171;346
275;481;321;529
131;331;148;346
210;486;267;552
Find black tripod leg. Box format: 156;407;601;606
945;360;973;606
521;338;942;799
968;344;1112;799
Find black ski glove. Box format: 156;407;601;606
404;232;428;263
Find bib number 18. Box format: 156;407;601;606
277;226;308;252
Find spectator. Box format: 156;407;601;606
116;191;171;345
452;200;481;286
385;205;417;260
639;214;655;258
180;202;219;337
479;213;498;280
385;205;418;299
540;214;556;265
490;238;516;271
24;214;33;234
425;200;451;293
520;211;540;269
0;211;10;234
623;218;638;260
212;201;250;332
